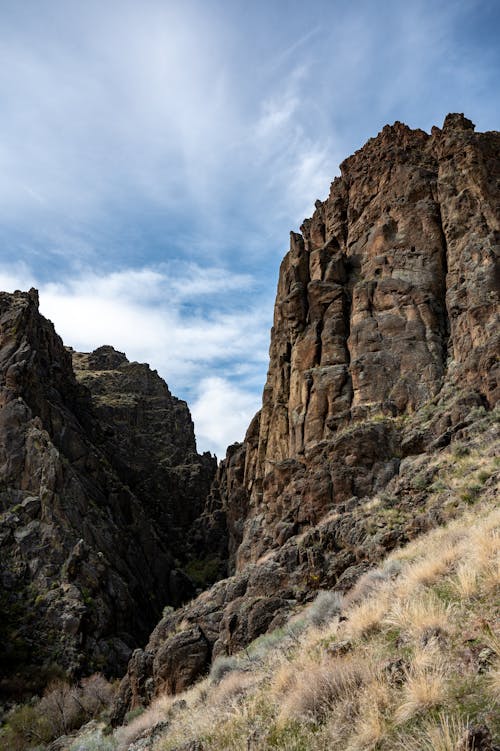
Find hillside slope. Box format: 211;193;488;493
115;481;500;751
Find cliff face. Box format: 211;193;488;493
112;113;499;717
0;292;215;697
217;113;499;568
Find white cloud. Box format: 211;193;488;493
0;261;269;455
191;376;261;458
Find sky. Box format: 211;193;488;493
0;0;499;458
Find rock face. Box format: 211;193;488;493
112;113;499;718
211;113;499;569
0;292;215;697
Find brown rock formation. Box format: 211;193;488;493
112;113;499;719
0;291;215;697
222;112;499;568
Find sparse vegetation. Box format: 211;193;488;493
183;556;221;588
59;489;497;751
0;674;116;751
307;590;344;627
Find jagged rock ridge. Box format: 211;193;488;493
0;292;215;698
112;113;499;717
213;112;499;568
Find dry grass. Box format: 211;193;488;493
401;712;470;751
115;695;175;750
208;670;255;707
98;475;498;751
342;591;390;639
351;679;391;749
394;645;450;723
401;544;457;588
278;656;365;724
384;591;454;641
487;660;500;701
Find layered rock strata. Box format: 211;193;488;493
113;113;499;717
0;292;215;697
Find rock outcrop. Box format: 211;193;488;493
112;113;499;718
0;292;215;698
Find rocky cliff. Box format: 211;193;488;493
1;112;498;722
112;113;499;719
0;292;215;699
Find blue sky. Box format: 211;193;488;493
0;0;499;457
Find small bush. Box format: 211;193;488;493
209;655;240;684
0;674;116;751
346;560;401;605
308;591;344;627
460;484;482;504
70;730;117;750
124;706;145;724
245;627;291;660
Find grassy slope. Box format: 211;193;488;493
110;426;499;751
4;408;498;751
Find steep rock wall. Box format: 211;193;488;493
0;292;215;697
219;113;499;567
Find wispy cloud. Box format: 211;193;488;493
0;0;498;456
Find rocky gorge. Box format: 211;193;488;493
0;113;498;748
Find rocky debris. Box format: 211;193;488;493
113;114;499;718
0;291;216;696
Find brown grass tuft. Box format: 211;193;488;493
394;645;449;723
384;591;453;641
279;656;365;724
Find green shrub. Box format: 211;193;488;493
308;590;344;627
209;655;240;684
460;484;483;504
124;706;145;724
183;557;221;588
0;703;51;750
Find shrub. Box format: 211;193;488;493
345;561;401;607
0;703;52;750
80;673;116;717
308;591;344;627
209;655;240;684
0;674;116;751
183;557;221;588
70;730;117;750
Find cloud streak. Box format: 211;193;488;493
0;0;498;456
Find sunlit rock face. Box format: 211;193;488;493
213;113;499;567
0;291;215;695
